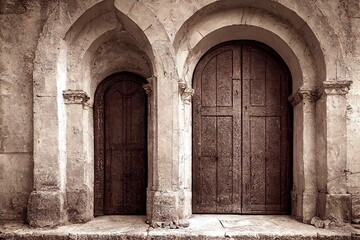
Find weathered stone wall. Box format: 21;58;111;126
347;0;360;224
0;0;359;226
0;0;56;221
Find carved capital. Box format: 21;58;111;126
178;80;194;102
63;90;89;104
288;88;318;106
181;88;194;102
178;80;187;91
144;76;157;95
317;81;352;97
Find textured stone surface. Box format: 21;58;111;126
325;194;352;225
27;191;67;228
353;195;360;223
0;215;356;240
0;0;359;230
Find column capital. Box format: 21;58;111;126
144;76;157;95
317;80;352;96
288;88;318;106
179;80;194;102
63;90;89;104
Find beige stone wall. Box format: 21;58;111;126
0;0;57;221
0;0;359;226
347;0;360;224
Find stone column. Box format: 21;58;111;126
289;88;318;223
145;75;190;228
178;82;194;220
317;81;352;224
28;95;67;228
63;90;93;223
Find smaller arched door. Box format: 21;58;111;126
94;72;148;216
192;41;292;214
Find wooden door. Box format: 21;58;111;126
94;72;147;216
192;42;291;214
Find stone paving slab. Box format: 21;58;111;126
0;215;358;239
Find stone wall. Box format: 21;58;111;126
0;0;359;226
347;0;360;224
0;0;56;222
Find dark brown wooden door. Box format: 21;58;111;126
192;42;291;214
94;72;147;216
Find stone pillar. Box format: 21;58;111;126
145;75;190;227
63;90;93;223
178;82;194;220
145;75;179;226
28;95;67;228
289;89;318;223
317;81;352;224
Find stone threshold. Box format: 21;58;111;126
0;215;358;239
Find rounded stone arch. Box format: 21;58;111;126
174;1;350;224
28;0;172;227
173;0;348;85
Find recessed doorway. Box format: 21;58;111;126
94;72;148;215
192;41;292;214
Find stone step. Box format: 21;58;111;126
1;215;357;240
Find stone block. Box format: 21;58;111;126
325;194;351;225
147;190;179;225
67;187;93;223
114;0;137;15
0;153;33;221
27;190;67;228
352;194;360;223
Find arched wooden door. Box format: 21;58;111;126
94;72;147;216
192;41;292;214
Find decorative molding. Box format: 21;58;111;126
317;81;352;97
178;80;187;91
181;87;194;102
288;88;318;106
63;90;90;104
144;76;157;95
178;80;194;102
289;81;352;106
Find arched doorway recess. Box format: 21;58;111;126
192;41;292;214
94;72;148;216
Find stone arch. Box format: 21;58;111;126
28;0;174;227
174;0;348;85
175;1;351;224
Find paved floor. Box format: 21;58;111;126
0;215;358;239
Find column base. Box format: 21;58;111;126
146;189;189;228
352;194;360;223
291;189;317;223
324;194;351;225
27;190;67;228
66;186;93;223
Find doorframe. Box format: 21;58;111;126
93;72;150;216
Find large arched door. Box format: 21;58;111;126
94;72;147;216
192;41;292;214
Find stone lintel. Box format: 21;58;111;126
27;190;67;228
63;90;90;105
288;88;318;106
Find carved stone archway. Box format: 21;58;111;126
175;3;352;224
